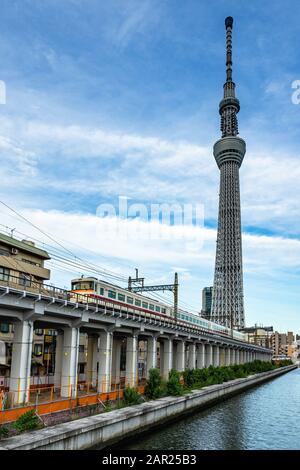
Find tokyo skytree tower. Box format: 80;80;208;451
211;17;246;329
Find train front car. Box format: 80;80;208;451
70;277;99;304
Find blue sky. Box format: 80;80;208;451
0;0;299;332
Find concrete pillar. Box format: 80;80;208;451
213;345;220;367
61;327;80;398
111;338;122;388
225;348;231;366
236;349;240;365
197;343;206;369
54;332;63;390
207;344;213;366
175;341;185;372
146;336;157;376
10;321;33;404
219;347;226;366
188;343;196;369
162;337;173;379
126;334;138;388
86;335;99;388
231;348;235;365
98;330;113;393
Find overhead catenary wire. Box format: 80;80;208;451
0;202;201;314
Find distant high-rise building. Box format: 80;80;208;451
211;17;246;329
201;287;213;319
241;325;273;349
271;331;295;357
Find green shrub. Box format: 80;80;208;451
183;369;196;388
13;410;41;433
0;426;9;439
145;368;166;399
123;386;141;406
167;369;183;396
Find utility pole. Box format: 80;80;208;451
128;268;145;292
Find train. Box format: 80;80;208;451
70;277;247;342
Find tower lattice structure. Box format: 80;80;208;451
211;17;246;329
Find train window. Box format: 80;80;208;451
155;306;161;313
72;282;94;290
149;304;155;311
142;302;148;309
127;297;134;304
135;299;141;307
118;293;125;302
108;290;116;299
0;323;9;334
161;308;166;314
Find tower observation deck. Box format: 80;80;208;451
211;17;246;329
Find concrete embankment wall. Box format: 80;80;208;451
0;365;296;451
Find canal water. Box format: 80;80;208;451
120;368;300;450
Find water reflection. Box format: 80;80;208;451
119;368;300;450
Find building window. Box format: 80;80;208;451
135;299;141;307
0;248;10;256
35;329;43;336
142;302;148;309
108;290;116;299
99;287;104;295
161;308;166;314
34;344;43;356
149;304;155;311
155;306;161;313
118;293;125;302
78;363;85;374
79;345;85;353
0;323;9;334
19;273;31;287
127;296;133;304
0;267;10;282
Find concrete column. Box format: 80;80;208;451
86;335;99;388
10;321;33;404
111;338;122;388
225;348;231;366
162;337;173;379
197;343;206;369
213;345;220;367
207;344;213;366
126;334;138;388
175;341;185;372
232;349;236;365
188;343;196;369
54;332;63;390
98;330;113;393
219;347;226;366
235;349;240;365
146;336;157;377
61;327;80;398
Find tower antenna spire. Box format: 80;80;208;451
219;15;239;137
225;16;233;83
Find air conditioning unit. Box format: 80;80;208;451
11;248;19;255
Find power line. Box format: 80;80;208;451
0;203;201;313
